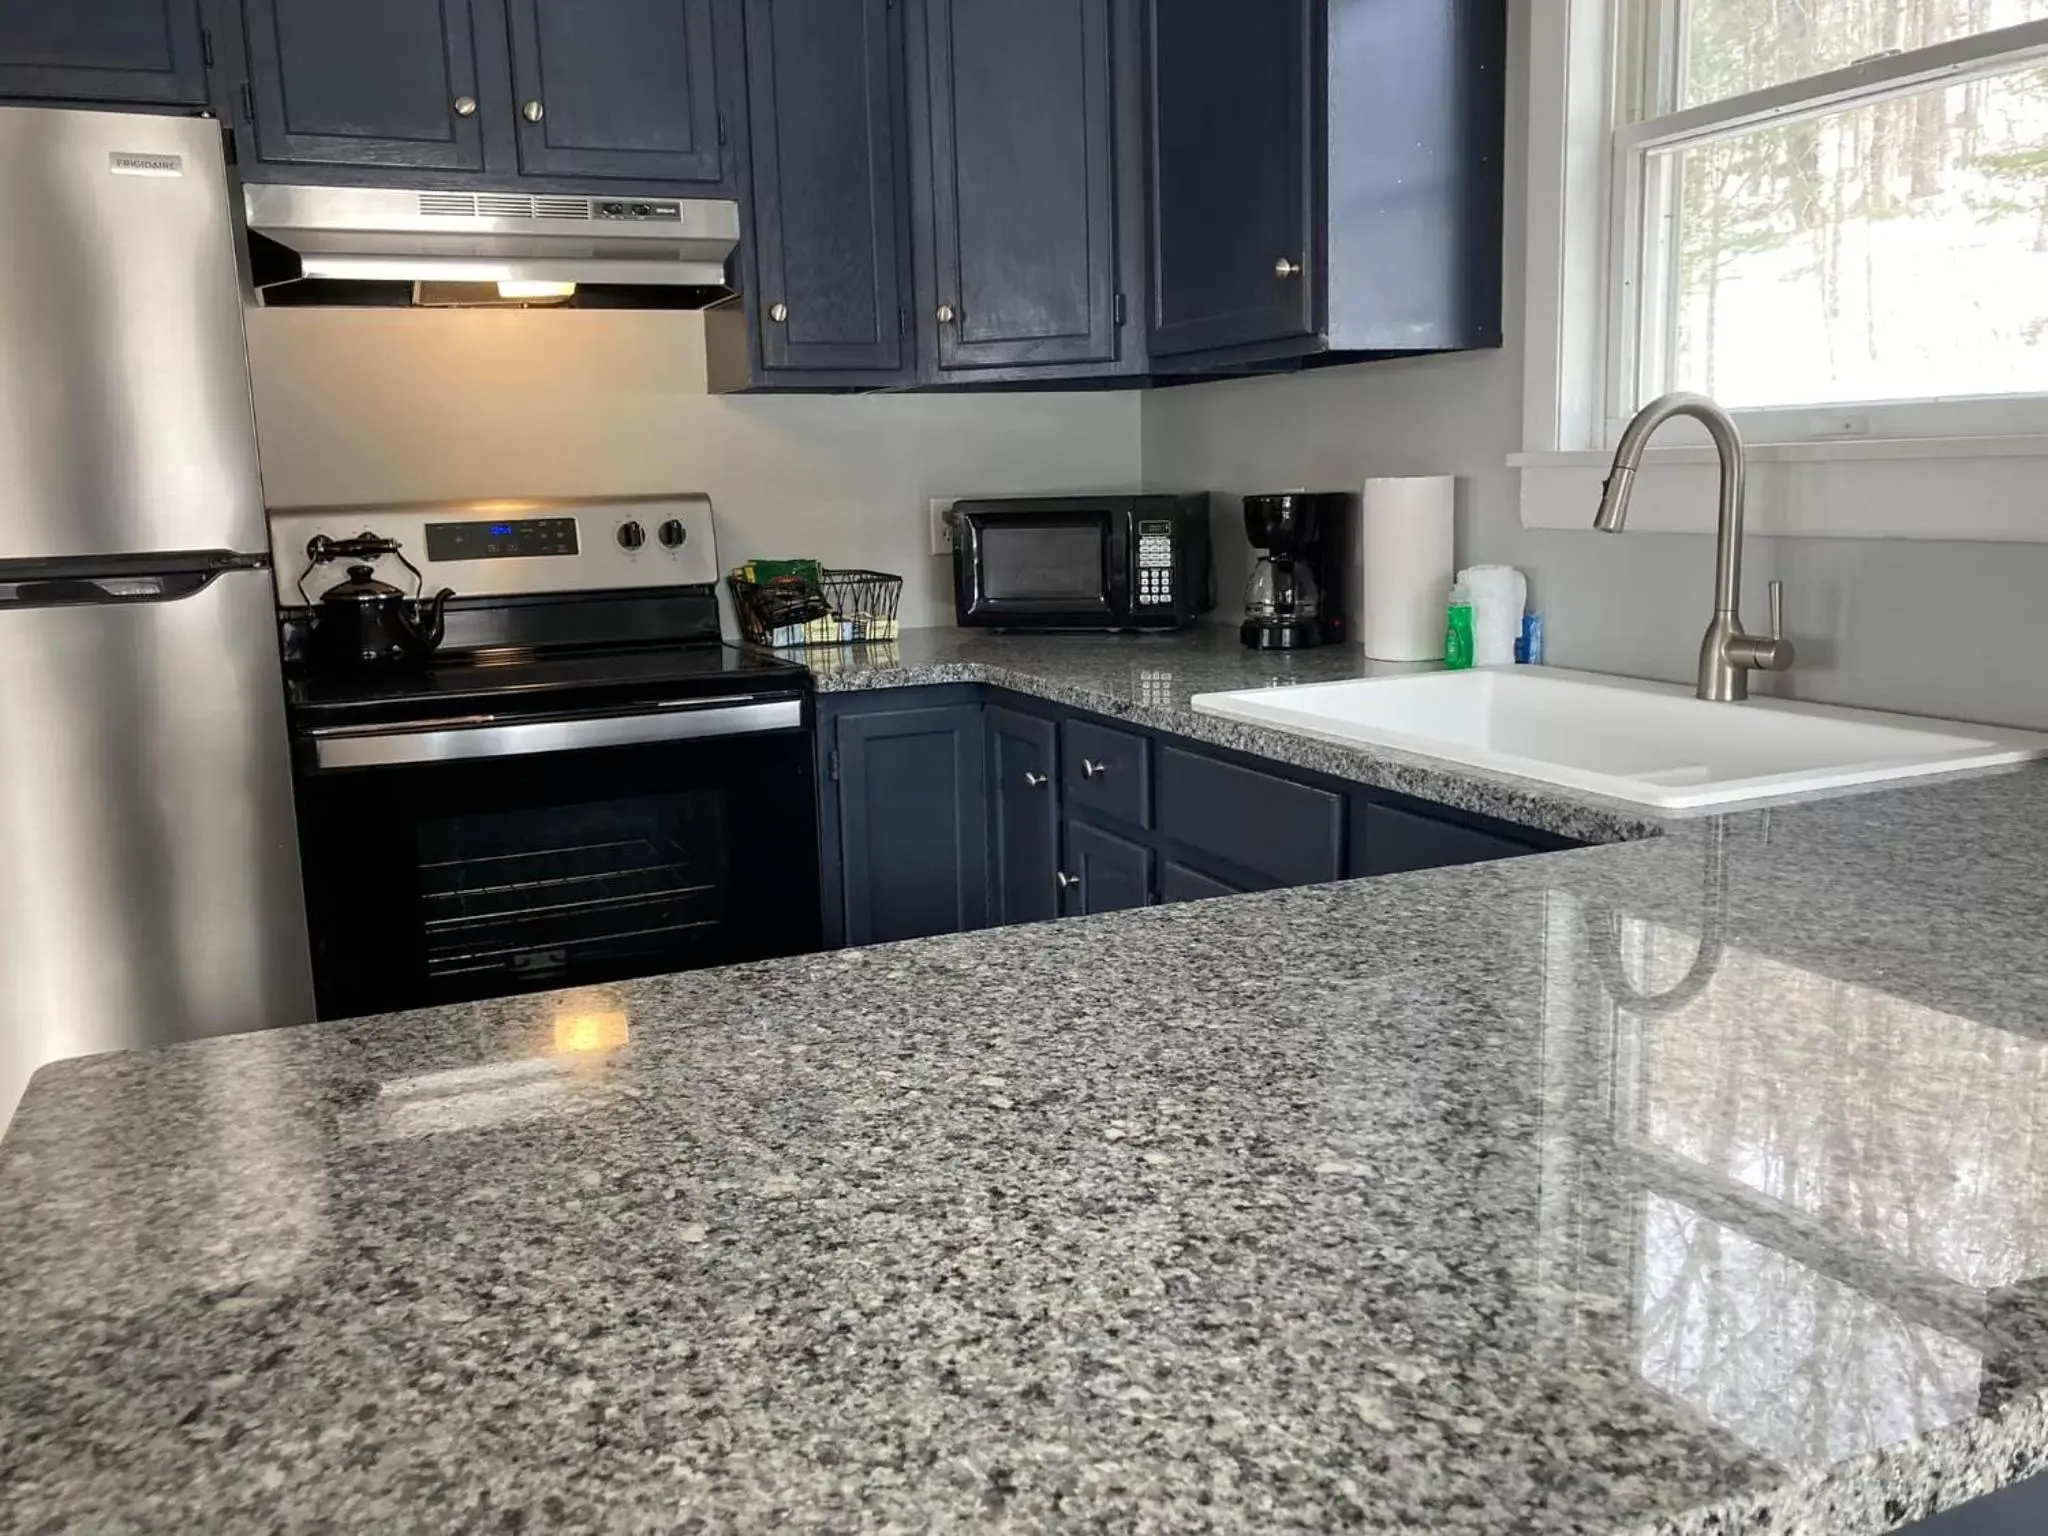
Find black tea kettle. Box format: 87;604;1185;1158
312;565;455;666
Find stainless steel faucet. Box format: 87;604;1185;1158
1593;391;1794;702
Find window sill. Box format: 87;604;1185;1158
1514;435;2048;541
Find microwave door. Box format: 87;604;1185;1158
963;514;1120;625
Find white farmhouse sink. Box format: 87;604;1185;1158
1190;668;2048;810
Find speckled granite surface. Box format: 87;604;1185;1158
797;626;1668;845
8;746;2048;1531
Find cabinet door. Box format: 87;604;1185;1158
1144;0;1317;358
988;706;1060;926
0;0;207;105
1062;819;1152;917
743;0;909;378
920;0;1118;370
1158;860;1245;905
505;0;726;185
1357;802;1542;879
240;0;487;171
836;704;988;945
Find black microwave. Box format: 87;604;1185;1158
952;493;1213;632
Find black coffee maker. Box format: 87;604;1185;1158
1240;491;1350;649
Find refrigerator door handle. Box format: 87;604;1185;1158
0;551;266;610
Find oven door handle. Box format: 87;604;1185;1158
309;696;806;770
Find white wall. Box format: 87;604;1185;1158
1140;13;2048;731
245;307;1143;630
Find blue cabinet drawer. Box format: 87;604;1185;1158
1062;718;1150;827
1156;744;1343;888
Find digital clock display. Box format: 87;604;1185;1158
424;517;580;562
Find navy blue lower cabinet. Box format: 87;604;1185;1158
1355;799;1552;878
1061;819;1153;916
827;697;989;946
1896;1473;2048;1533
988;705;1061;926
1158;859;1245;904
1155;743;1344;888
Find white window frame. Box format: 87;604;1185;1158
1519;4;2048;541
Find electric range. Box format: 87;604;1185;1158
273;495;821;1021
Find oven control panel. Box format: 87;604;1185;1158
424;516;580;562
269;495;719;607
1135;519;1174;608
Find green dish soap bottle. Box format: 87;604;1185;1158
1444;581;1475;670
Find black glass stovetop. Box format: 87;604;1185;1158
287;641;812;734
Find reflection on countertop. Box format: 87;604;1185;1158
7;750;2048;1531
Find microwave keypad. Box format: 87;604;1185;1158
1136;521;1174;607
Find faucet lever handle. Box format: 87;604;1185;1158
1767;579;1784;642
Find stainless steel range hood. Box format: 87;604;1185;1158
243;184;740;290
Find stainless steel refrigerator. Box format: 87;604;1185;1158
0;106;313;1104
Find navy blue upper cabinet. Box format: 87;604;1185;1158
239;0;488;171
1146;0;1506;370
504;0;727;184
0;0;209;105
1144;0;1316;360
914;0;1121;372
736;0;910;383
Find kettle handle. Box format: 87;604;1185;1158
417;587;455;649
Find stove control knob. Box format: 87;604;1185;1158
658;519;687;549
616;520;647;551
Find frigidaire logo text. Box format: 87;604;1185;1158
108;152;184;177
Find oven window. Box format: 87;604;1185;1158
416;792;728;989
980;523;1106;602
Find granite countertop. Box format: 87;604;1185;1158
6;632;2048;1533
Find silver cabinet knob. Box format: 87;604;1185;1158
769;302;789;323
1275;257;1302;279
936;304;957;324
453;95;478;118
522;100;546;123
1056;872;1079;892
1081;758;1107;779
1023;771;1048;788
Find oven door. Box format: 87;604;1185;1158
293;696;820;1020
955;510;1126;626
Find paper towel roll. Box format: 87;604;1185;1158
1359;476;1456;661
1459;564;1527;667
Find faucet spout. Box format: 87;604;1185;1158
1590;391;1793;701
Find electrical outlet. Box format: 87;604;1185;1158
928;498;956;558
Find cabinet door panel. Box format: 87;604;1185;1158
836;705;987;945
743;0;908;377
0;0;207;104
1158;859;1246;905
241;0;486;171
1357;802;1541;879
923;0;1117;369
506;0;725;184
989;707;1060;927
1155;745;1343;888
1063;819;1151;917
1145;0;1317;357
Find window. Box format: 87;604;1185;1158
1604;3;2048;443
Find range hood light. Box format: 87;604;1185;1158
497;279;578;301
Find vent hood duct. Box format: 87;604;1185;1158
242;184;739;291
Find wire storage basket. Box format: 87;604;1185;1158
729;566;903;648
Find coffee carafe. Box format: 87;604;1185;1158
1240;492;1349;649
